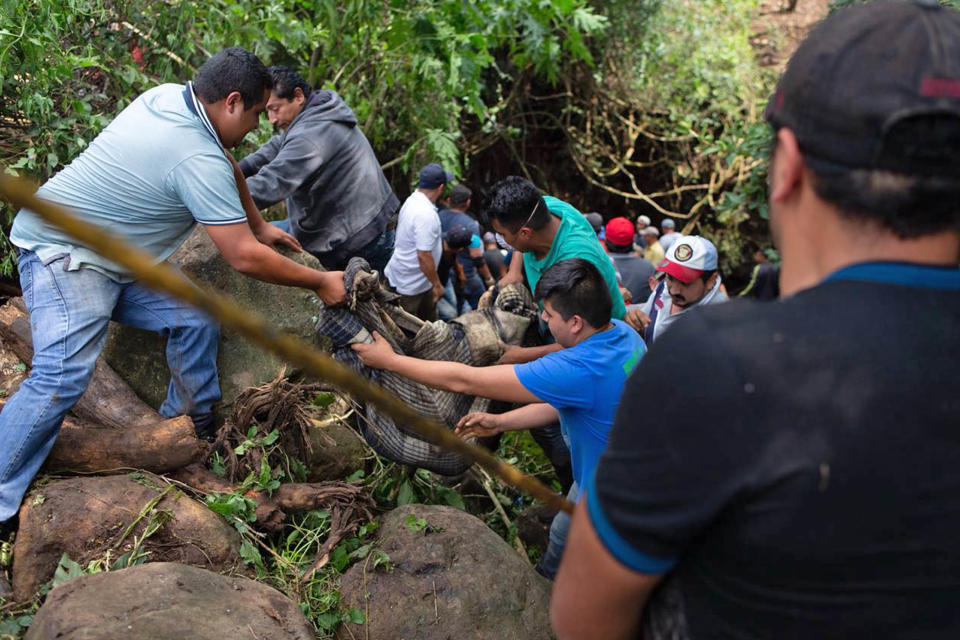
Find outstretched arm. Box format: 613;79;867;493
352;331;541;404
225;150;302;252
455;403;558;439
204;223;345;305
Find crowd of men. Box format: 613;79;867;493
2;1;960;638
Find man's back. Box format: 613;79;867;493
593;265;960;638
610;252;654;303
11;83;244;278
384;191;441;295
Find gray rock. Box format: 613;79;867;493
337;504;554;640
25;562;314;640
307;419;368;481
102;226;326;410
12;474;241;601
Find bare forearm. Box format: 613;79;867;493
375;352;538;403
385;354;478;393
226;151;268;233
512;343;563;364
232;242;331;290
417;251;442;288
496;403;559;431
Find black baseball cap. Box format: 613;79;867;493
764;0;960;178
443;224;474;249
419;163;454;188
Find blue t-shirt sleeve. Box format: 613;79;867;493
514;350;593;409
168;152;247;226
469;234;482;250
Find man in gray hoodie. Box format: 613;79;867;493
239;66;399;271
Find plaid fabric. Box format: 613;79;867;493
316;257;537;475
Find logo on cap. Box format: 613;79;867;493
674;244;693;262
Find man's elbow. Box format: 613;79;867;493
222;244;262;277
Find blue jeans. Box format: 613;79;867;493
536;483;578;580
0;251;220;522
437;278;467;321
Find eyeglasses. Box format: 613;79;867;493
520;200;540;231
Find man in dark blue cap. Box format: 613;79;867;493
553;2;960;638
384;163;453;320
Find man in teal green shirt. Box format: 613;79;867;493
486;176;628;495
489;176;625;361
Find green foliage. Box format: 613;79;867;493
0;0;606;276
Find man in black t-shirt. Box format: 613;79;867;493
551;3;960;639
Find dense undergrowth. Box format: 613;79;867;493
0;389;559;638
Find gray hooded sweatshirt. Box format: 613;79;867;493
239;90;399;267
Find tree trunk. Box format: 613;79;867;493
0;299;206;474
170;464;373;532
0;298;159;429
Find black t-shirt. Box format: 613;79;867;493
589;263;960;639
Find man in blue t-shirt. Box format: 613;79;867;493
352;258;645;578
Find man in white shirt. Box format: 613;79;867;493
384;163;452;320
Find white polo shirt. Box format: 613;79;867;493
384;190;442;295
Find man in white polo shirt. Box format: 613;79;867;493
1;48;347;527
384;163;452;321
625;235;727;344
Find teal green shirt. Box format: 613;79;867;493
523;196;626;320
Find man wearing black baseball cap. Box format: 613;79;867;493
553;3;960;639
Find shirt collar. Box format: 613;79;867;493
182;81;224;150
824;261;960;291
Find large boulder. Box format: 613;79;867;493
26;562;315;640
337;504;554;640
101;226;326;409
12;474;241;601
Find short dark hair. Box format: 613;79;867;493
269;65;312;100
485;176;551;233
449;184;472;206
606;240;633;254
810;167;960;239
193;47;271;110
534;258;612;329
770;116;960;239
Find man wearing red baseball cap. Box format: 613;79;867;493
604;216;654;303
624;234;726;343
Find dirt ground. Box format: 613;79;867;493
752;0;831;69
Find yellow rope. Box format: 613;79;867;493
0;174;573;514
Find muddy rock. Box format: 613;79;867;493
0;338;26;398
26;562;314;640
516;503;559;553
307;418;367;481
102;226;326;409
338;504;554;640
12;474;241;601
